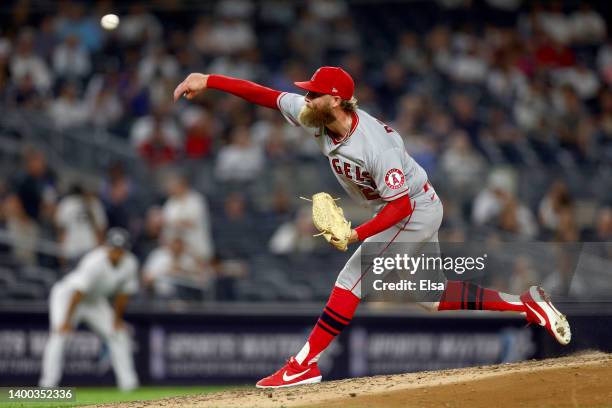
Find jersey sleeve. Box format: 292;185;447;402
276;92;305;127
370;148;410;201
69;253;103;293
118;256;139;295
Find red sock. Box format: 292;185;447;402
438;281;525;313
295;286;360;366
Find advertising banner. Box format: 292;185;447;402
0;310;610;386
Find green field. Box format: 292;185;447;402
0;386;237;408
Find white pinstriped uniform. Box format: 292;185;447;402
277;93;444;299
39;247;140;390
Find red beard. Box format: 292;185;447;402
298;104;336;128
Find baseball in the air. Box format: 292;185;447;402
100;14;120;30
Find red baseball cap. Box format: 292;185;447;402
294;66;354;100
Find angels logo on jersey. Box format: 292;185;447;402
385;168;405;189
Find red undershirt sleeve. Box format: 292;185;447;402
354;194;413;240
207;74;282;110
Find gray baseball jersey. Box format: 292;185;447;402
277;92;430;213
277;92;444;300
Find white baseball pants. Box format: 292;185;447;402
39;283;139;390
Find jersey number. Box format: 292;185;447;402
360;187;381;200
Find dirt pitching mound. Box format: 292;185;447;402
92;352;612;408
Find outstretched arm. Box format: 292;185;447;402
173;73;282;110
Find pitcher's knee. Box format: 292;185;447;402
334;281;361;299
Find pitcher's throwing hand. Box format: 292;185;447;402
173;73;209;101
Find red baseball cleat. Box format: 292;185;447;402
521;286;571;345
256;357;322;388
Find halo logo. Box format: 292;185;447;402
385;169;405;189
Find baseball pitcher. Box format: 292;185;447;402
174;67;571;388
39;228;139;390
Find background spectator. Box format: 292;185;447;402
269;207;324;255
55;184;107;265
143;235;211;299
52;34;91;82
161;173;214;262
215;126;264;182
4;148;56;264
48;82;89;129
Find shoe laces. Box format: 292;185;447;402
288;357;311;371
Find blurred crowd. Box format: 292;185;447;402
0;0;611;302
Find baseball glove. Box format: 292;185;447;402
302;192;352;251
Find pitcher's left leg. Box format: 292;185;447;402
420;205;571;344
